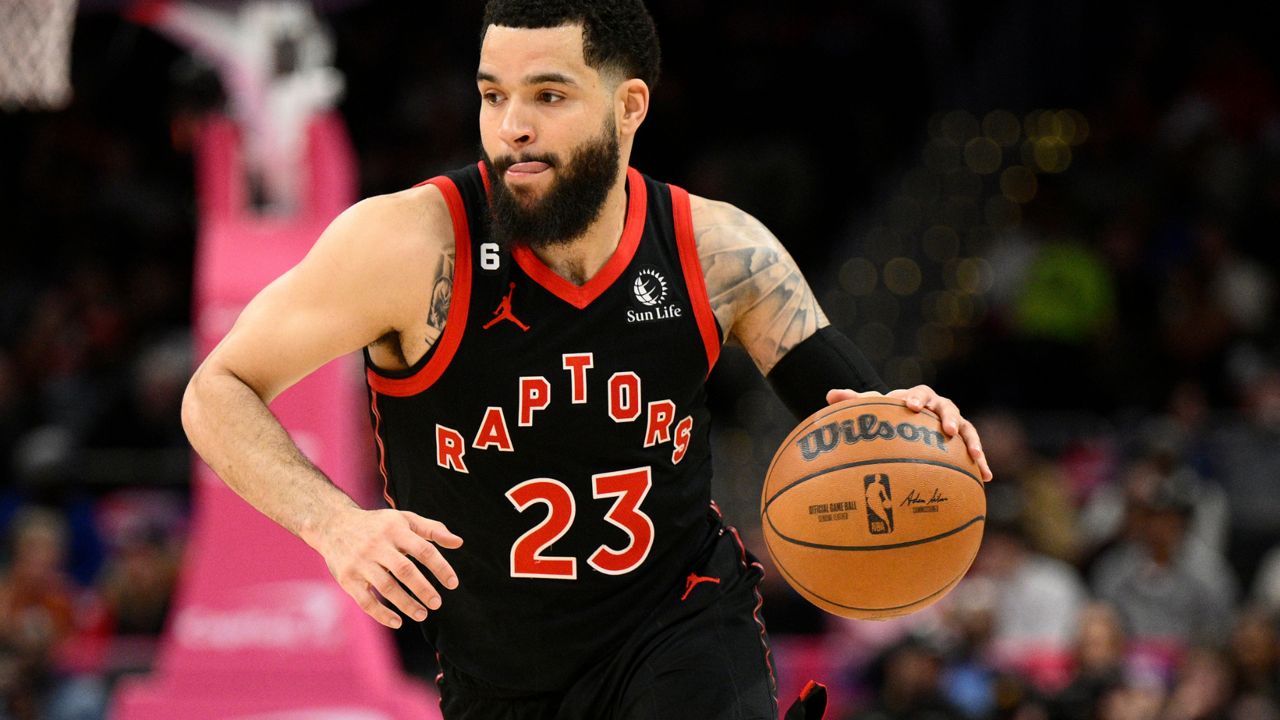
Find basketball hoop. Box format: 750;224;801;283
135;0;344;213
0;0;80;111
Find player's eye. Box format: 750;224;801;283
482;91;503;106
537;91;564;104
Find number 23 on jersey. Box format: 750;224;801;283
505;466;654;579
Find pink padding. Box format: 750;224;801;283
110;114;438;719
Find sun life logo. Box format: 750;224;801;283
632;268;668;307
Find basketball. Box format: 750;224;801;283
761;398;986;620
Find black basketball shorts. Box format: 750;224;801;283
436;517;779;720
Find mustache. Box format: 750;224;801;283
491;152;561;174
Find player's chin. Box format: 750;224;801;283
507;180;552;205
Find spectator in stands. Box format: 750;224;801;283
967;493;1089;691
977;410;1080;564
846;636;966;720
97;524;178;636
1079;420;1229;573
935;579;1047;720
0;507;91;719
1213;365;1280;588
1090;463;1239;651
0;507;76;655
1049;603;1129;720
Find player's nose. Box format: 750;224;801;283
497;102;535;148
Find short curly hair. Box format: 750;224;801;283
481;0;661;89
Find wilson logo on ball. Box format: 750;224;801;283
796;414;947;462
863;473;895;534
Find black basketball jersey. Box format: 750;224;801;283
365;163;724;692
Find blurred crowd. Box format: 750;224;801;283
2;1;1280;719
739;5;1280;719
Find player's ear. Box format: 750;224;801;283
615;78;649;137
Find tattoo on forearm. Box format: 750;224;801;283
695;199;827;375
424;246;455;344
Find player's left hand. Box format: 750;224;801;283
826;386;993;482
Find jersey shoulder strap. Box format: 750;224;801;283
366;164;483;397
666;181;722;373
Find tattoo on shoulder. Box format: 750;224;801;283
694;199;827;374
424;245;455;344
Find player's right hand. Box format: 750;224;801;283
312;507;463;629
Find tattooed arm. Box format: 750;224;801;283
424;243;454;347
690;194;828;374
182;184;465;628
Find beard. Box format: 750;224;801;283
483;117;622;251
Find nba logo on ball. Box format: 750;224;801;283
761;398;986;620
863;473;894;534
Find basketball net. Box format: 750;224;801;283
0;0;80;111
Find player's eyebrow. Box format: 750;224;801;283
476;70;579;87
524;72;577;87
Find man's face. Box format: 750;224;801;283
477;24;624;248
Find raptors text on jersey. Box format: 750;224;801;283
430;350;695;473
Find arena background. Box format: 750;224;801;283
2;2;1279;718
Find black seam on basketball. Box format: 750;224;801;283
765;513;985;552
766;530;975;613
763;457;983;513
765;399;941;480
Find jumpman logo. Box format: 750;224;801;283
681;573;721;601
483;282;529;331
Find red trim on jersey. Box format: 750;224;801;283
366;176;473;397
799;679;825;701
727;524;779;705
369;392;396;508
669;184;721;376
477;161;491;195
511;167;647;310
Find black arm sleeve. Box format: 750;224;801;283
766;326;889;420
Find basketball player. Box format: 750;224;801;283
180;2;993;718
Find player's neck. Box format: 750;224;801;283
528;172;629;286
